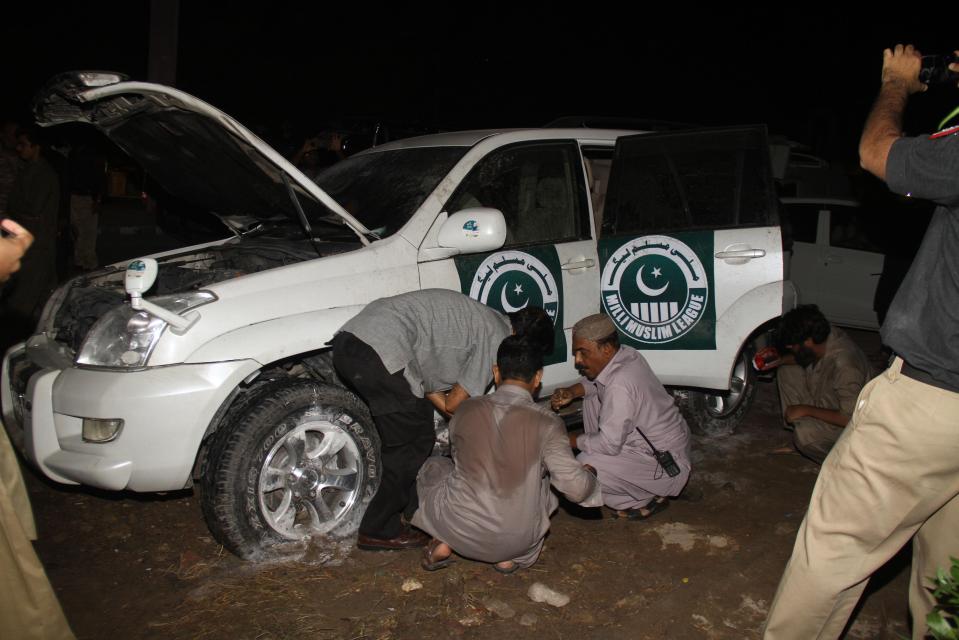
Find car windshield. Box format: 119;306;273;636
313;146;468;238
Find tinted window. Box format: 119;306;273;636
603;127;777;236
780;203;821;243
444;141;590;247
829;206;883;252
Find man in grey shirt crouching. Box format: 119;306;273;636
333;288;553;551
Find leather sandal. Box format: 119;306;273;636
493;561;520;575
614;497;669;520
421;539;455;571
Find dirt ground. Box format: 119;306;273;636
24;330;914;640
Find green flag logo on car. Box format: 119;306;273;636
601;235;712;347
456;247;567;364
469;250;560;322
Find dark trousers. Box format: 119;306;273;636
331;333;436;539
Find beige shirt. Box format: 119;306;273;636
806;326;873;418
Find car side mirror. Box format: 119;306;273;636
437;208;507;253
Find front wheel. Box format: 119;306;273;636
676;345;757;438
201;380;381;560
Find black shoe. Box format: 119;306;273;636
357;527;430;551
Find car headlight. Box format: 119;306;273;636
77;291;217;368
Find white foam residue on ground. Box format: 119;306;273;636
652;522;698;551
738;596;768;617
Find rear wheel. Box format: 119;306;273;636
677;345;757;437
201;380;380;560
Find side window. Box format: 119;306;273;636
780;203;821;243
829;206;883;252
603;127;777;236
444;141;590;247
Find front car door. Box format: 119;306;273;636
599;126;784;390
818;203;884;329
417;138;597;388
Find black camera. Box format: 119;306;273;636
920;54;959;85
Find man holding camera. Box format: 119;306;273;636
0;219;75;639
551;314;691;519
763;44;959;640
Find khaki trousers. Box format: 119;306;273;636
777;364;844;463
763;358;959;640
0;426;74;640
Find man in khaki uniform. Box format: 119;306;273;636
763;44;959;640
0;218;74;640
773;305;872;463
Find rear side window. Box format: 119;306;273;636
829;206;883;252
603;126;777;236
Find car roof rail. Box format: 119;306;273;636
542;115;699;131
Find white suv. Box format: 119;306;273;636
3;72;793;559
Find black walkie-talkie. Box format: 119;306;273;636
634;426;681;477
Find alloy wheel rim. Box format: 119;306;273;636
704;354;748;418
258;420;362;539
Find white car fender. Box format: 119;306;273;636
148;238;420;366
183;306;369;365
715;279;786;352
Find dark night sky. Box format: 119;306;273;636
3;5;958;164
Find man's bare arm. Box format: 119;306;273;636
859;44;927;180
784;404;849;428
426;383;470;417
550;383;585;411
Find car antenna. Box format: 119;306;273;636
282;174;325;258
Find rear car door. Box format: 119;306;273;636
599;126;783;390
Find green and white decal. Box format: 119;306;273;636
599;233;715;350
455;247;566;365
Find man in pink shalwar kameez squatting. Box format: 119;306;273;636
551;313;692;519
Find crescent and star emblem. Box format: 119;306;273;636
500;283;528;313
636;265;668;297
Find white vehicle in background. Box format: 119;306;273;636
2;71;792;560
781;197;884;330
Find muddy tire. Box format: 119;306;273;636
201;380;380;560
677;346;757;438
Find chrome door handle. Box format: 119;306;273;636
561;258;596;270
714;249;766;259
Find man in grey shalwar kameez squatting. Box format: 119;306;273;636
551;314;692;519
412;336;600;573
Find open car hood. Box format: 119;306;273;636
33;71;372;245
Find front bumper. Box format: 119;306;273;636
3;342;259;492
